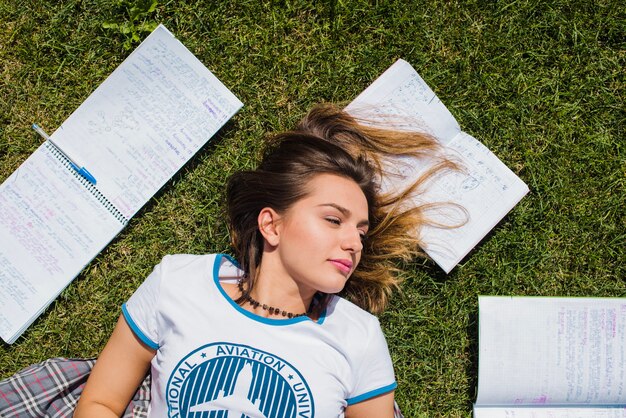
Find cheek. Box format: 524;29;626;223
281;218;327;251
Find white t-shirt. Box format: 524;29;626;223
123;254;396;417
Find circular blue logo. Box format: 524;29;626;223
166;342;315;417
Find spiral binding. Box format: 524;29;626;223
45;142;129;225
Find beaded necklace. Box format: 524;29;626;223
237;281;308;318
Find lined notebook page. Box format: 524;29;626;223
477;297;626;407
0;144;125;342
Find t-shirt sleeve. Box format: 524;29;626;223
121;258;166;350
346;317;397;405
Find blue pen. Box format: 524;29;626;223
32;123;97;185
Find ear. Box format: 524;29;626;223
258;207;281;247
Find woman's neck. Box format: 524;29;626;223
251;263;315;317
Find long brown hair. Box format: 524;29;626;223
226;103;457;314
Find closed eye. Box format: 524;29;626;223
325;216;368;242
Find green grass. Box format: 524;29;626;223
0;0;624;416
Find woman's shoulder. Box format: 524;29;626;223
321;296;390;362
158;253;218;269
324;295;382;330
151;253;222;283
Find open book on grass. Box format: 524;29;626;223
346;60;529;273
474;296;626;417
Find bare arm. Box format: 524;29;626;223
74;314;155;418
345;391;395;418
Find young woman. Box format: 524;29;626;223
73;104;453;418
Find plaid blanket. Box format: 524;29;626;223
0;358;149;418
0;358;404;417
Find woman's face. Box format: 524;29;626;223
270;173;369;295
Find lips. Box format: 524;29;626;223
330;259;353;274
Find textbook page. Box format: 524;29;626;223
0;145;124;344
476;297;626;408
50;25;243;219
474;407;626;418
346;59;529;273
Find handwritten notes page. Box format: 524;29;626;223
474;297;626;417
0;25;242;344
346;59;529;273
50;25;242;219
0;144;125;343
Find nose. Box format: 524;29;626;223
341;227;363;253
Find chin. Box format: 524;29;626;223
318;277;350;294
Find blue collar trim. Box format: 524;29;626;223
212;254;327;326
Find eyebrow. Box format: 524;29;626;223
318;203;370;228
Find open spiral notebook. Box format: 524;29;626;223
0;25;242;344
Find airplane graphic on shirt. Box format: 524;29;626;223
189;362;266;418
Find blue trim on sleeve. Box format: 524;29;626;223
213;254;319;326
122;303;159;350
346;381;397;405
